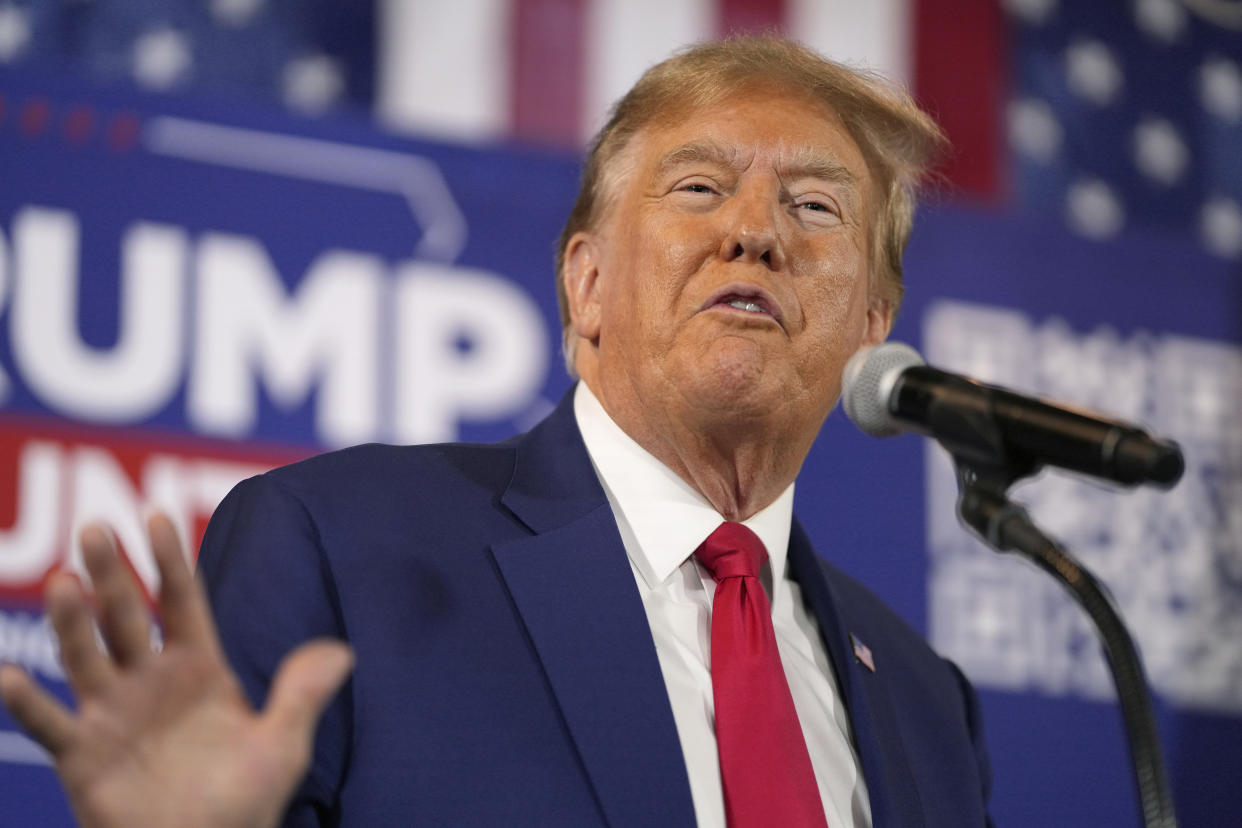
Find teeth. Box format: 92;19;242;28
726;299;766;313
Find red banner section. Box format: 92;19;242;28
0;414;311;605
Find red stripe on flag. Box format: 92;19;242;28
914;0;1008;200
510;0;587;146
717;0;787;36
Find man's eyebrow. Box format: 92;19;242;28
655;141;859;188
655;141;736;176
781;146;858;186
784;159;856;186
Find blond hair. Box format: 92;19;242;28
555;35;947;373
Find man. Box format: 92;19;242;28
0;36;992;827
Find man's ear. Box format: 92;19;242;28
563;231;603;342
862;296;894;347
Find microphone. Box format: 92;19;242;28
842;342;1184;487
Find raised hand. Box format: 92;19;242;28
0;514;353;828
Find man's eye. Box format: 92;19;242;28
797;200;831;212
681;183;714;194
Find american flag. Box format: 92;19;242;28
1005;0;1242;260
1;0;1239;259
852;632;877;673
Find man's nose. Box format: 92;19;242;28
718;186;785;269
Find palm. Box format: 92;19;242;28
0;515;352;828
57;650;286;828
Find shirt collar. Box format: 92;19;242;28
574;382;794;593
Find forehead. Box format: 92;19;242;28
629;87;870;185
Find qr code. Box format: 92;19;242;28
924;300;1242;714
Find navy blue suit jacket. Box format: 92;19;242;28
199;391;993;827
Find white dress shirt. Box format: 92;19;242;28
574;383;872;828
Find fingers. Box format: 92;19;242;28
0;664;74;757
261;641;353;754
81;525;152;668
147;514;219;653
46;572;114;696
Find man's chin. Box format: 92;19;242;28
676;347;787;418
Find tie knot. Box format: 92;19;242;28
694;522;768;581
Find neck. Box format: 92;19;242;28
581;376;814;522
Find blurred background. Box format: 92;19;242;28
0;0;1239;824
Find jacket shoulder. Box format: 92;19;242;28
259;440;518;503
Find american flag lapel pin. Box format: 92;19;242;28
851;633;876;673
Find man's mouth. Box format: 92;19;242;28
722;296;770;314
700;284;784;325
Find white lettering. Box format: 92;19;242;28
137;455;263;565
141;455;198;567
394;263;547;443
189;236;382;446
69;447;158;591
10;207;185;420
1;206;557;445
0;611;63;681
0;442;62;584
0;432;273;595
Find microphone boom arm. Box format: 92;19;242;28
940;402;1179;828
956;478;1177;828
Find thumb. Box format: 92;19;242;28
261;640;354;753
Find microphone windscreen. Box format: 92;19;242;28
842;342;924;437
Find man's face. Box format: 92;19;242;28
566;85;891;437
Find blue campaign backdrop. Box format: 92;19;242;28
0;70;1239;826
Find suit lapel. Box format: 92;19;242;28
788;520;926;828
491;392;696;828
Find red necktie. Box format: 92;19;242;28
695;522;828;828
